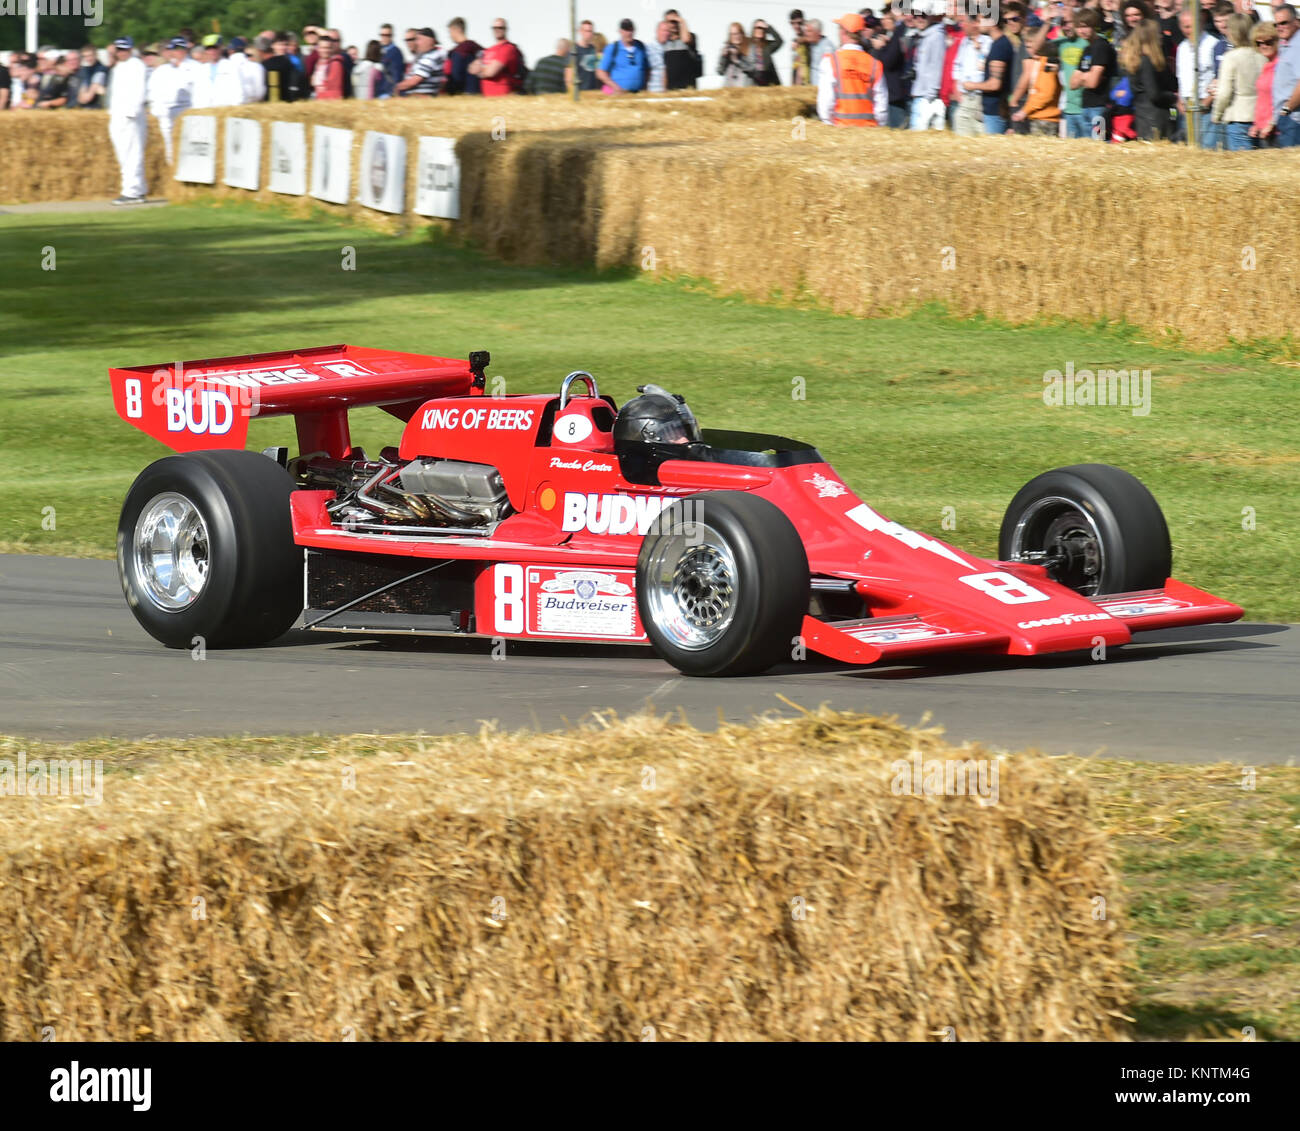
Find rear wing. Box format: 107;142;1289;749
109;344;486;456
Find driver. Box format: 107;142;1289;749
613;384;709;484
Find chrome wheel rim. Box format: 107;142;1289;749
643;522;737;650
133;492;209;611
1009;495;1105;597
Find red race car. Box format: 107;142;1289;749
110;345;1242;676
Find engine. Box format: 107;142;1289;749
299;454;509;534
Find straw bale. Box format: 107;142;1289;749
167;96;1291;347
162;89;811;232
0;709;1131;1041
457;123;1299;349
0;112;169;203
11;91;1285;346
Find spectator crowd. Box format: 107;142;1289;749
804;0;1300;146
3;4;1297;153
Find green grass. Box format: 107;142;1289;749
1;201;1296;620
1079;757;1300;1041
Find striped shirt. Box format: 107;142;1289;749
407;49;446;96
526;53;569;95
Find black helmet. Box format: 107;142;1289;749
614;384;705;483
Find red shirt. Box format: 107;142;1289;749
1255;58;1278;134
940;31;964;105
312;55;344;99
481;41;522;95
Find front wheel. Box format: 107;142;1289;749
117;449;303;648
998;463;1172;597
637;491;808;676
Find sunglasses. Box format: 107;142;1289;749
405;37;417;43
1257;36;1278;42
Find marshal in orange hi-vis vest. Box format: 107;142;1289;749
831;47;881;126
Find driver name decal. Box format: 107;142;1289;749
549;456;615;473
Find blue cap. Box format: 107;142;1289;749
1026;13;1043;27
167;37;189;50
229;36;247;50
113;36;134;49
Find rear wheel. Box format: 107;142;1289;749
117;450;302;647
998;463;1171;597
637;492;808;676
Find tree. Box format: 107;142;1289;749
1;1;326;51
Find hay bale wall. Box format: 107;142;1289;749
8;91;1289;345
460;125;1298;349
0;112;169;203
168;95;1296;348
0;710;1131;1041
162;89;812;231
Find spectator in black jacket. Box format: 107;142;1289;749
74;44;108;107
663;12;702;87
1002;4;1030;127
748;18;784;85
264;32;306;101
1156;0;1184;66
1125;17;1179;136
446;17;482;94
871;11;911;126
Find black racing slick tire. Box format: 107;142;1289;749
998;463;1172;597
117;449;303;648
636;491;808;677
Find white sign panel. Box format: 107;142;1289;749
223;117;262;191
268;121;307;196
413;136;460;220
310;125;353;205
358;131;406;215
174;115;217;184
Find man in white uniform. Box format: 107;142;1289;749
108;36;148;205
213;37;248;106
228;37;266;102
191;35;245;108
148;38;196;164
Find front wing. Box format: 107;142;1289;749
801;579;1242;666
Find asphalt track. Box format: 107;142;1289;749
1;554;1295;763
